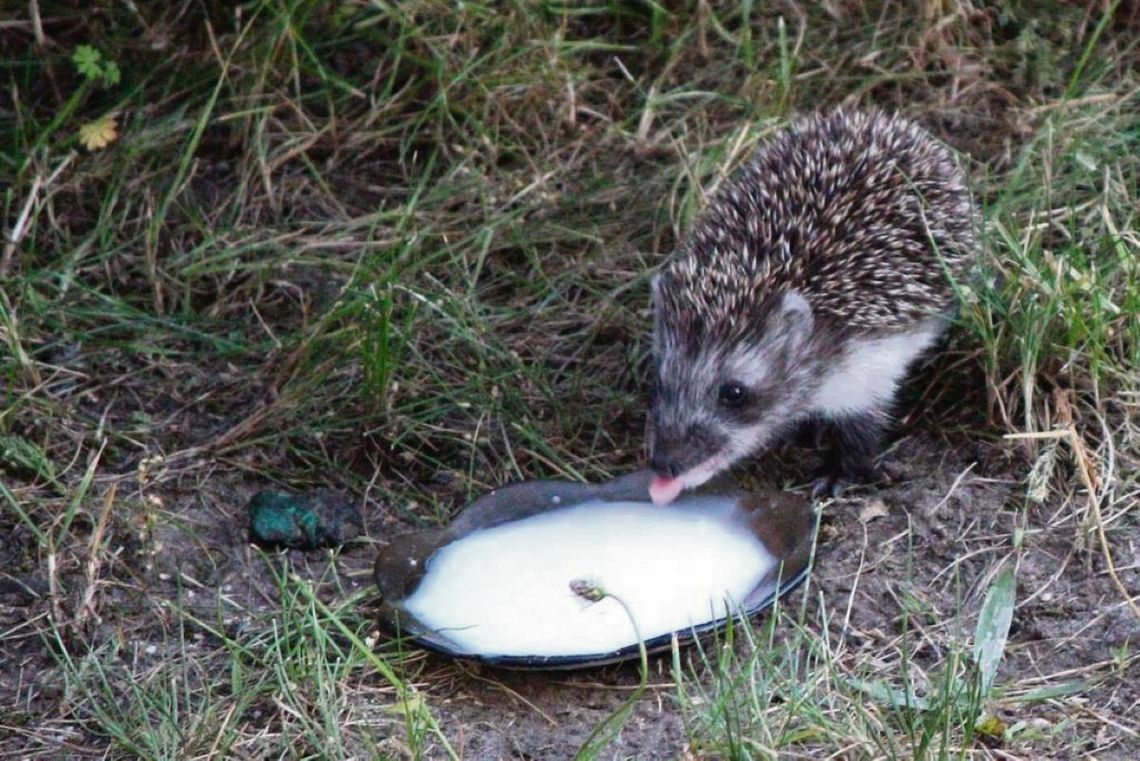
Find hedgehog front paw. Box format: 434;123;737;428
810;461;887;501
810;474;845;500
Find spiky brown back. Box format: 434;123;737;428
657;107;976;348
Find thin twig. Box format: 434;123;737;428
1064;425;1140;621
29;0;45;45
73;483;117;631
2;151;76;275
1051;392;1140;622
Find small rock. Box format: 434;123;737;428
858;498;890;523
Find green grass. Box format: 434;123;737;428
41;556;443;759
962;95;1140;433
671;547;1026;759
2;0;1138;758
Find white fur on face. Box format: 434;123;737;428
719;290;813;387
809;320;944;415
676;452;728;489
675;411;785;489
722;344;773;387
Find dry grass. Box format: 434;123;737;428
2;1;1138;758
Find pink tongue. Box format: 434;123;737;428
649;476;684;505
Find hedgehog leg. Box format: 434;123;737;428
810;415;886;499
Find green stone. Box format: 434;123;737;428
247;490;363;550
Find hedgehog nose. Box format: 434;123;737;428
650;453;683;479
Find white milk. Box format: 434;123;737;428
401;497;774;657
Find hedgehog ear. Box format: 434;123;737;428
776;290;813;351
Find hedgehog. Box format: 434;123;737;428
646;106;976;505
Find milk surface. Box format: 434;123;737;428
402;497;774;657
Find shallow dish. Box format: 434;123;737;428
373;470;815;670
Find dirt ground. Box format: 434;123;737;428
5;426;1134;758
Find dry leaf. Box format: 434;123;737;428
79;114;118;151
857;498;889;523
975;711;1008;741
381;691;425;716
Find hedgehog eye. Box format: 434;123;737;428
716;382;749;409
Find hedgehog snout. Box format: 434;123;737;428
649;438;692;480
647;419;728;479
649;449;683;479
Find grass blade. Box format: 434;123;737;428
973;565;1017;698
